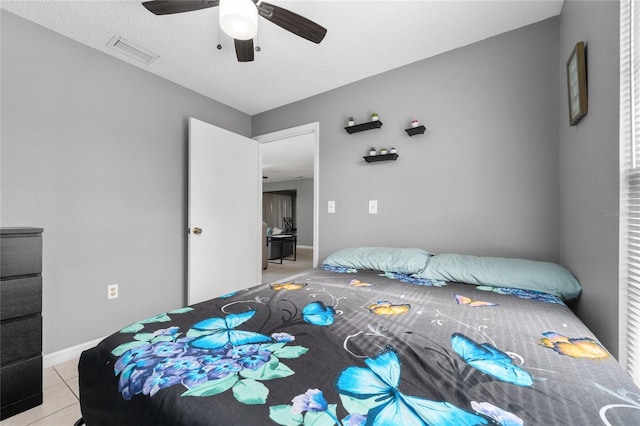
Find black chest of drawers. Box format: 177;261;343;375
1;227;43;420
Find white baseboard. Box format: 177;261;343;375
297;245;313;249
43;336;106;368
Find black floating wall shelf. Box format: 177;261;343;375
363;153;399;163
404;125;426;136
345;120;383;134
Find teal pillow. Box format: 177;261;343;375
322;247;432;275
413;253;581;301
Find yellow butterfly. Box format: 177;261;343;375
366;301;411;315
347;279;375;287
540;332;609;359
270;282;307;291
454;294;497;307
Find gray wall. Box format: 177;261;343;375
558;1;620;357
253;18;562;266
0;11;251;354
2;3;622;359
263;179;314;246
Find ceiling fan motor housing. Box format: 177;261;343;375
219;0;258;40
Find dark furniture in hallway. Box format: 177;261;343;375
267;234;296;264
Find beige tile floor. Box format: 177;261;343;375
1;358;81;426
0;249;313;426
261;246;313;284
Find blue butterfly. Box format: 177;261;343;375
189;310;272;349
218;291;238;299
302;301;336;326
336;347;491;425
451;333;533;387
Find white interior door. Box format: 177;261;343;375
188;117;260;305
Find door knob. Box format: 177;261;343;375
192;227;203;235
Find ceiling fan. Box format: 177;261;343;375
142;0;327;62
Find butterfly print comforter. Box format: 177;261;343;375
78;268;640;425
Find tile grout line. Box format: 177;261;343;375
64;379;79;401
52;362;80;400
24;369;79;426
25;402;79;426
16;365;79;425
51;368;65;388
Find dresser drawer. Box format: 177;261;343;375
0;277;42;321
0;355;42;420
0;235;42;278
0;315;42;365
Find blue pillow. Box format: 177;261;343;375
413;253;581;301
322;247;432;275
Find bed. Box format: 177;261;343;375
77;248;640;425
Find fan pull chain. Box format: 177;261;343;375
217;26;222;50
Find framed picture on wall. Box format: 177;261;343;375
566;41;588;126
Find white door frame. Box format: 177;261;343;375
253;122;320;267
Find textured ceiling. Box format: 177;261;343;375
262;133;315;182
1;0;564;116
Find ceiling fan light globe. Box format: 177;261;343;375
219;0;258;40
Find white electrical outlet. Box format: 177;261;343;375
108;284;119;300
369;200;378;214
328;200;336;213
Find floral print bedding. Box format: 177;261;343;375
78;268;640;425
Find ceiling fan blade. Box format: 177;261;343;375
234;39;255;62
257;2;327;44
142;0;219;15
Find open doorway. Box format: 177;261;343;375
263;189;296;233
254;123;319;284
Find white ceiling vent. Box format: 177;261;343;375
107;36;159;64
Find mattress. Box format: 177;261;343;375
78;267;640;425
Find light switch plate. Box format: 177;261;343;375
369;200;378;214
328;200;335;213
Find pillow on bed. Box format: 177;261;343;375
413;253;581;301
322;247;432;275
